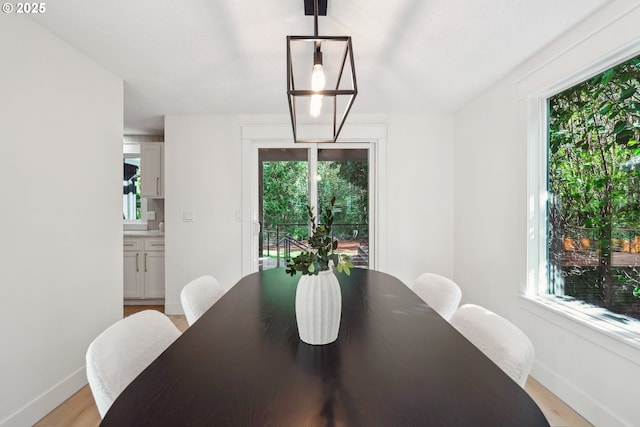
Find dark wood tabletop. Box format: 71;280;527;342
101;268;550;426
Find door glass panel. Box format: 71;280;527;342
318;149;369;268
259;148;309;270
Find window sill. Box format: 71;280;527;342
519;294;640;366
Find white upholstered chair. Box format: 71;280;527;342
410;273;462;320
449;304;535;387
86;310;181;418
180;275;226;326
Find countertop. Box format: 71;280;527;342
124;230;165;237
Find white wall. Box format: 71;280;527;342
163;113;454;314
454;1;640;426
454;78;521;309
385;114;455;285
164;115;244;314
0;16;123;426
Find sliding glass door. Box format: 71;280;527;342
258;145;371;271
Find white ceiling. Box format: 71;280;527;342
31;0;609;134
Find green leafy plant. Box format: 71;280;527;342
548;54;640;309
285;196;355;276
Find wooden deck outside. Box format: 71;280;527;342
562;250;640;267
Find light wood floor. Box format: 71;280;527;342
34;306;592;427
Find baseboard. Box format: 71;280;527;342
0;366;86;427
531;360;627;427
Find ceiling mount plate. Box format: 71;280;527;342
304;0;327;16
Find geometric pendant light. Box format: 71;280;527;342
286;0;357;142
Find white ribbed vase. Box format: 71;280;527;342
295;270;342;345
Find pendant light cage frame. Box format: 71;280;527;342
286;34;357;142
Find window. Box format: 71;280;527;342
123;143;146;224
123;156;141;220
540;54;640;329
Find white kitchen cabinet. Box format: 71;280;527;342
142;238;165;298
141;142;163;198
123;236;165;301
123;238;144;298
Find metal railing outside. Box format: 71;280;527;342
261;222;368;269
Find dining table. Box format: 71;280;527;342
101;267;550;426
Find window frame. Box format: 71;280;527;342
526;45;640;351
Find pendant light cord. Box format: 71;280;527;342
314;0;319;36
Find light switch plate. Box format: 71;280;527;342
183;212;194;222
147;211;156;220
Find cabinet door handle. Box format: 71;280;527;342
156;177;160;195
124;242;135;247
145;252;148;272
136;252;139;272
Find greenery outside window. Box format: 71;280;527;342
535;53;640;337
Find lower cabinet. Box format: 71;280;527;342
124;236;165;301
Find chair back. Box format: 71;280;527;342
86;310;180;417
411;273;462;320
180;275;226;326
450;304;535;387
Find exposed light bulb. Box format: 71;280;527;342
310;95;323;118
311;64;325;91
310;63;325;117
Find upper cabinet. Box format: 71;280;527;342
141;142;163;198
